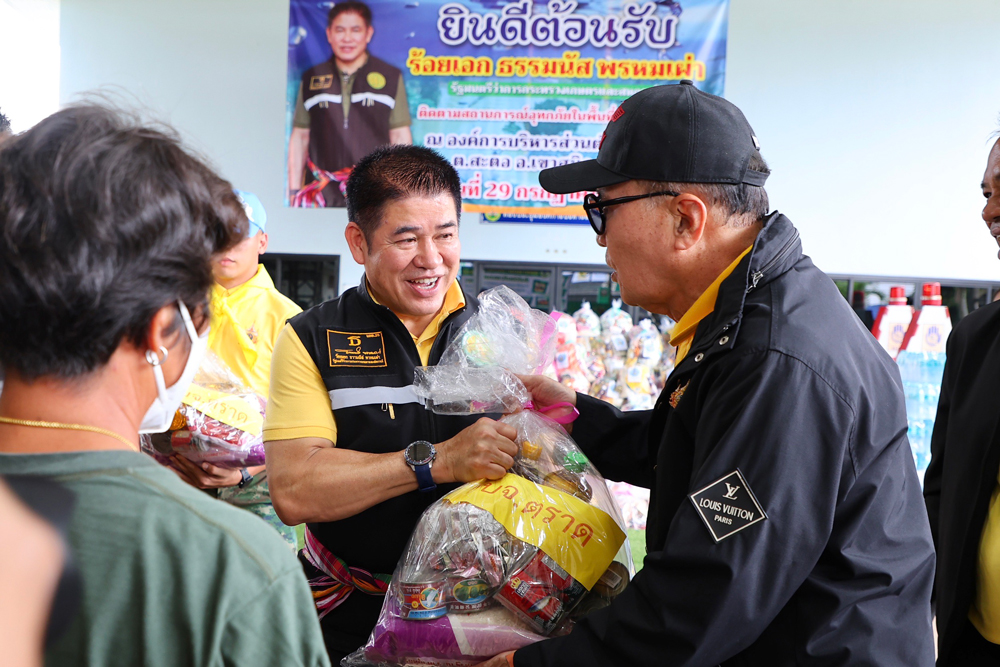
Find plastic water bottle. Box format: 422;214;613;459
897;350;945;485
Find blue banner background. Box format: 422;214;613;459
287;0;729;220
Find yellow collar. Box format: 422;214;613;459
212;265;273;301
208;265;277;369
438;280;467;320
669;246;753;359
366;278;467;339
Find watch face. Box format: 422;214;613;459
407;441;434;466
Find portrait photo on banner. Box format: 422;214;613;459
285;0;729;219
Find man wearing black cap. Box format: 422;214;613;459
479;81;936;666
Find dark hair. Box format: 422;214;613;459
0;109;10;135
346;144;461;245
0;104;246;380
328;1;372;28
646;152;771;228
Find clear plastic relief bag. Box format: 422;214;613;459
141;350;266;469
349;287;633;666
413;286;558;415
350;411;633;666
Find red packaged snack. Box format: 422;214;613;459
495;549;587;635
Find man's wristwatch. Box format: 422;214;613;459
404;440;437;493
237;468;252;488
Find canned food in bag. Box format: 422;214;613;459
398;580;448;620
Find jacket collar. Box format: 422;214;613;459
673;212;802;372
357;274;382;309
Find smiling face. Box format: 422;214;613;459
348;193;461;334
326;11;373;70
982;139;1000;259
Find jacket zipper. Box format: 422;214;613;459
747;230;799;294
343;72;351;129
369;289;470;446
369;296;428;436
681;231;799;368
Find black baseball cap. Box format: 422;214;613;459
539;81;767;194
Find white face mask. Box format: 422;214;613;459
139;301;209;434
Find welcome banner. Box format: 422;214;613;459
286;0;729;220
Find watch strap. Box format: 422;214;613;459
414;462;436;493
237;468;252;488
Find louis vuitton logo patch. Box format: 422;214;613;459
689;469;767;543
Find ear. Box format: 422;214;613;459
671;194;710;251
142;304;196;387
257;232;269;256
345;222;368;266
145;305;183;355
365;25;374;44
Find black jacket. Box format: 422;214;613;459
515;213;936;666
924;299;1000;665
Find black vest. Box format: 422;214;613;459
289;280;485;574
300;54;401;207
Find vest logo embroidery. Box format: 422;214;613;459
327;329;387;368
669;380;689;408
366;71;387;90
246;325;258;345
310;74;333;90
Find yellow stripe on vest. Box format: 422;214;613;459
444;473;625;590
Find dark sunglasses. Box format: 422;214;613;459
582;190;680;235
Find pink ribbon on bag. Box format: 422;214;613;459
515;314;579;425
523;400;579;425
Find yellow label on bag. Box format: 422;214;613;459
181;384;262;435
444;473;625;590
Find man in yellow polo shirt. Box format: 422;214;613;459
168;190;301;547
481;82;934;667
264;145;519;662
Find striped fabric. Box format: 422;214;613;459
302;526;391;619
327;384;420;410
303;93;344;111
349;91;395;108
292;159;353;209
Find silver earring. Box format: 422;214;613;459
145;346;169;367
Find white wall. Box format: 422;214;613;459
58;0;1000;290
1;0;60;133
727;0;1000;283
